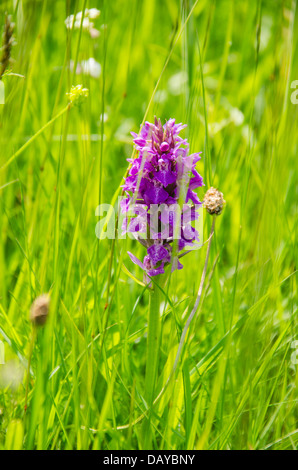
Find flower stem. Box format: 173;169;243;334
142;276;161;448
24;327;36;414
145;278;161;403
154;216;216;402
116;217;216;432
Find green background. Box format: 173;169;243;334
0;0;297;450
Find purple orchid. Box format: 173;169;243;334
121;118;204;279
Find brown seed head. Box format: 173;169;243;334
203;187;225;215
0;14;15;79
30;294;50;327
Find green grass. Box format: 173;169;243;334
0;0;297;450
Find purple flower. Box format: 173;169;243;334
121;118;204;278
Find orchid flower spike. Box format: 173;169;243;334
121;118;204;282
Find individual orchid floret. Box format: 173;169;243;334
121;118;204;280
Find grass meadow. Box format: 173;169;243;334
0;0;297;450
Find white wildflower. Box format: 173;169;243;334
88;8;101;19
69;58;101;79
64;14;75;29
81;58;101;78
65;8;100;38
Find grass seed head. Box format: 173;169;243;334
0;14;15;79
203;187;225;215
30;294;50;327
